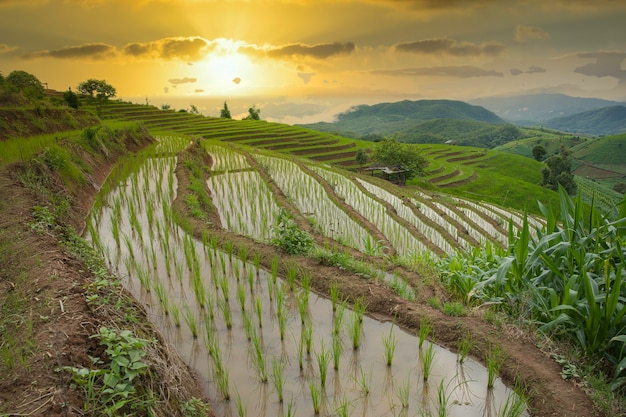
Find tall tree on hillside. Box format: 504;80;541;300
532;144;547;161
6;70;44;99
63;87;80;109
243;105;261;120
220;101;232;119
355;148;368;170
541;145;577;195
371;136;427;179
77;78;116;116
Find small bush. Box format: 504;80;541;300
272;209;313;255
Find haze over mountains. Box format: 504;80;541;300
301;94;626;140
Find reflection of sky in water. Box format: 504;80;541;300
86;148;528;417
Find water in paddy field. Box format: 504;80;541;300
85;146;529;417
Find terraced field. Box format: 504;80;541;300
100;101;367;170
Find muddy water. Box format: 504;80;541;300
86;153;528;417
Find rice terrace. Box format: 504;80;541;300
1;73;626;417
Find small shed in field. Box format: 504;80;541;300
363;165;410;185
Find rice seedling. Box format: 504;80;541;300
353;296;367;323
219;275;230;303
286;263;298;292
334;395;350;417
396;375;411;408
419;317;432;348
251;328;268;383
354;366;371;396
271;255;279;280
435;378;451;417
309;380;322;415
219;298;233;330
252;251;261;276
225;240;234;259
237;282;247;312
486;344;506;389
456;331;472;363
420;343;436;381
331;333;342;371
383;324;398;367
182;307;198;338
271;357;285;403
298;332;305;370
498;391;527;417
329;282;341;312
285;396;296;417
238;245;248;264
242;311;254;341
255;295;263;328
215;367;230;401
247;269;255;294
235;389;247;417
297;290;309;325
331;304;346;340
170;303;181;327
316;339;330;387
349;314;363;350
300;271;312;293
303;320;314;355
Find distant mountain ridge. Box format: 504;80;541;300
470;93;625;123
543;105;626;136
300;99;521;148
335;99;505;124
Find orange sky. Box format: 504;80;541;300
1;0;625;122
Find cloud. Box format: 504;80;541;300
574;52;626;83
298;72;316;84
194;89;204;93
232;77;241;84
395;38;505;57
124;37;215;61
0;43;17;54
163;87;169;93
240;42;355;60
515;25;550;42
362;0;497;11
510;66;546;75
372;65;503;78
21;43;116;60
168;77;197;85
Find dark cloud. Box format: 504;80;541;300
575;52;626;83
515;25;550;42
372;65;503;78
21;43;116;60
395;38;505;57
365;0;496;10
0;43;17;54
510;66;546;76
124;37;214;61
240;42;355;60
168;77;197;85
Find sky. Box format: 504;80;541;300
1;0;625;123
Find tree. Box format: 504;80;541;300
77;79;116;116
63;87;80;109
371;136;427;179
541;146;577;195
532;144;547;161
243;105;261;120
189;104;200;115
220;101;231;119
355;148;368;169
6;70;44;99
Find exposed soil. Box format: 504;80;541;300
0;134;207;416
176;142;602;417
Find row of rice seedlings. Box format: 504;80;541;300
431;200;492;248
204;142;250;171
207;170;279;241
313;165;431;258
356;178;458;255
254;154;373;251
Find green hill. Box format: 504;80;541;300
544;105;626;136
300;99;523;148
